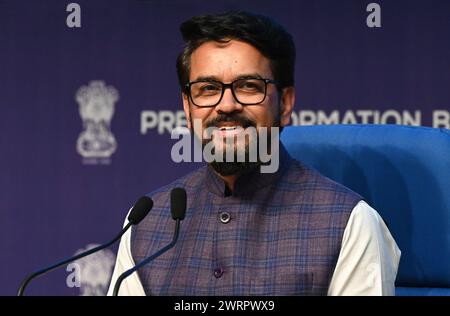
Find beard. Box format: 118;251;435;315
191;112;281;177
208;141;261;177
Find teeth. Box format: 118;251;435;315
220;126;239;131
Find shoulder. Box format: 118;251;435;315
132;166;206;230
145;166;207;206
130;166;207;254
283;159;364;209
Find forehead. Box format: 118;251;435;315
189;39;272;81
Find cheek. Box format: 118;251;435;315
252;103;279;127
190;108;213;125
266;94;281;124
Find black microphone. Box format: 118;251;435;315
18;196;153;296
112;187;187;296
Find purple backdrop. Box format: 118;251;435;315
0;0;449;295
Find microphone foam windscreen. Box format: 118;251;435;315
128;196;153;225
170;188;187;220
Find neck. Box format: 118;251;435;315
217;174;238;192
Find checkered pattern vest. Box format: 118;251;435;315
131;146;362;295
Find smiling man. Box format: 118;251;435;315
108;11;400;296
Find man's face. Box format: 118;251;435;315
182;39;295;175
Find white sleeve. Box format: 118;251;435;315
327;200;401;296
107;209;146;296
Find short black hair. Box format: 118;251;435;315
176;10;296;94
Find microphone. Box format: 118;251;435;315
18;196;153;296
112;187;187;296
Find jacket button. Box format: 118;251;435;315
219;211;231;224
214;267;224;278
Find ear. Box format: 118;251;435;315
279;87;295;127
182;93;191;129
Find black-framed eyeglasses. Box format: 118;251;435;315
185;77;278;107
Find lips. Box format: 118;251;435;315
206;115;256;139
216;121;244;128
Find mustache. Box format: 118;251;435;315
205;114;257;129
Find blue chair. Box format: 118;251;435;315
281;125;450;296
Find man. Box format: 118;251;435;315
108;11;400;296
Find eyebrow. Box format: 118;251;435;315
192;73;265;82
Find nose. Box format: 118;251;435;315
215;87;243;114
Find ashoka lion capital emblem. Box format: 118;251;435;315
76;81;118;159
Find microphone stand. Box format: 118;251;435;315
112;219;180;296
18;221;133;296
